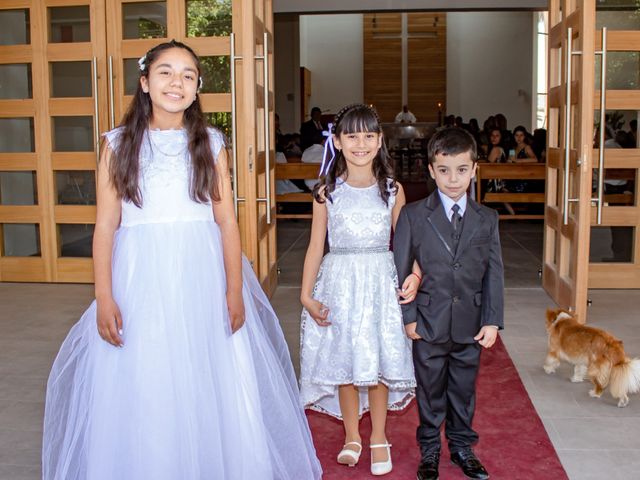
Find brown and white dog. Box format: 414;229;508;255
544;308;640;407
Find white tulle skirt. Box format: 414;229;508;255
43;220;322;480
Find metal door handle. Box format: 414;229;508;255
562;28;584;224
594;27;608;225
262;32;272;225
108;56;115;130
230;33;243;217
92;57;100;164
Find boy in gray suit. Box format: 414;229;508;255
394;127;504;480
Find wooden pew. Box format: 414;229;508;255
475;163;546;220
275;162;320;219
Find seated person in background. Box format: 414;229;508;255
275;113;284;152
495;113;515;152
629;119;637;147
283;133;303;158
275;150;303;196
487;128;506;164
485;128;515;214
511;126;537;163
476;117;495;159
301;138;324;191
455;116;467;129
602;126;629;194
300;107;325;150
532;129;547;162
468;118;480;137
395;105;417;123
616;129;635;148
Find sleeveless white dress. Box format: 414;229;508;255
299;178;415;419
42;127;322;480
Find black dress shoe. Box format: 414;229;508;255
450;449;489;479
416;451;440;480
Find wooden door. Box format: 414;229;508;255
588;2;640;288
0;0;107;282
543;0;596;322
233;0;277;294
0;0;277;289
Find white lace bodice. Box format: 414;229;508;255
326;179;396;250
103;127;224;227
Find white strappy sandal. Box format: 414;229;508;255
370;442;393;475
336;441;362;467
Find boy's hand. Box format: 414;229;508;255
302;298;331;327
398;273;420;304
474;326;498;348
405;322;422;340
227;291;246;333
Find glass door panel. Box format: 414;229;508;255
543;0;596;321
0;1;42;281
588;7;640;288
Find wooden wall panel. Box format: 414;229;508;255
408;13;446;123
363;13;402;122
363;13;446;123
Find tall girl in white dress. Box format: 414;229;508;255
42;41;321;480
299;104;418;476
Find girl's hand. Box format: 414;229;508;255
227;291;245;334
398;273;420;304
96;297;124;347
302;297;330;327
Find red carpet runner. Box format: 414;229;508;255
306;337;568;479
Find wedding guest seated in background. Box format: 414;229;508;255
487;128;506;165
468;118;480;137
616;129;635;148
511;126;537;163
283;133;303;158
301;137;325;191
395;104;417;123
509;126;539;195
628;119;637;147
485;127;515;214
300;106;325;150
532;128;547;163
275;113;284;152
495;113;514;152
477;116;497;157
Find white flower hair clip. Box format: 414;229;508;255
138;55;147;72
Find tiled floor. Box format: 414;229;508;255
1;221;639;479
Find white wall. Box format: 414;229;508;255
279;11;536;131
447;12;534;130
274;15;301;134
299;14;363;120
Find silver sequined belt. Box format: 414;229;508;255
329;246;390;255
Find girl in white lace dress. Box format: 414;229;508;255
42;41;321;480
300;104;418;476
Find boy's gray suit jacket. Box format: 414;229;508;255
393;191;504;344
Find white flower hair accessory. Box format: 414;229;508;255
138;55;147;72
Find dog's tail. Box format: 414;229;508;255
610;358;640;399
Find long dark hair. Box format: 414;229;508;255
313;103;395;205
109;40;220;207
